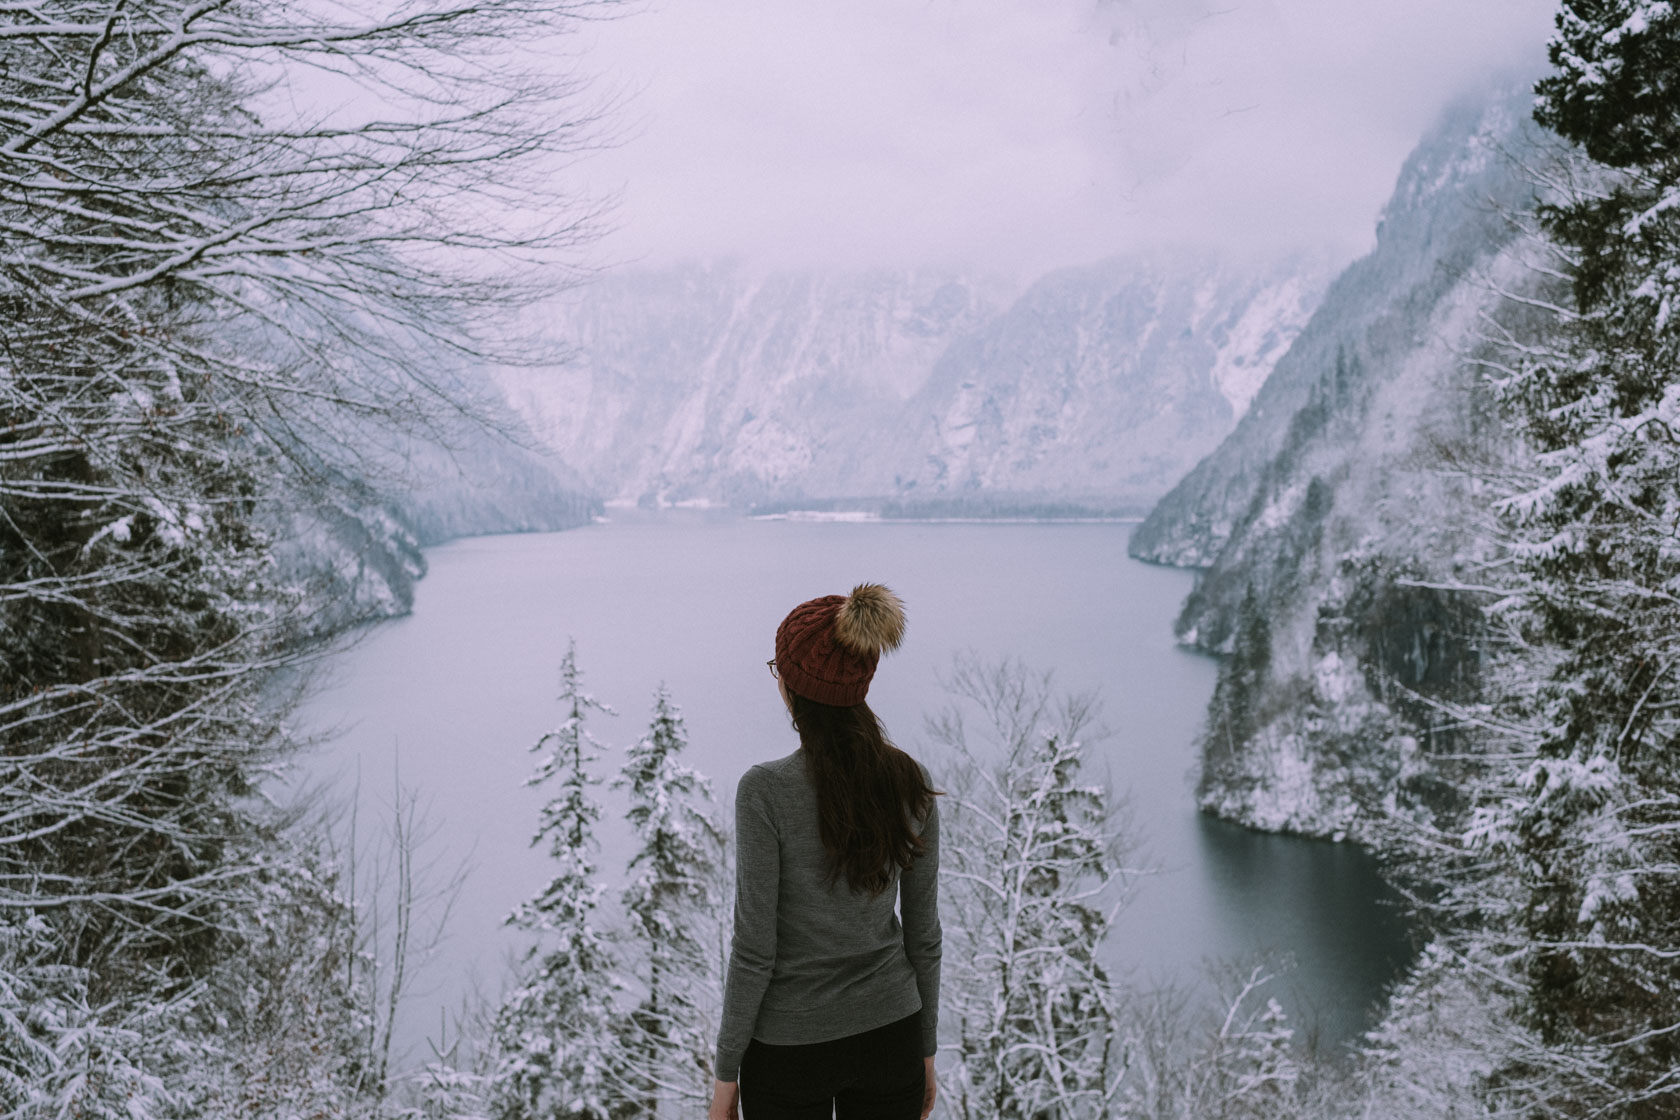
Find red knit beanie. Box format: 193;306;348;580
775;583;907;706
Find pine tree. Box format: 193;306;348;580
1198;583;1272;796
611;686;727;1118
490;642;625;1120
1460;4;1680;1113
1227;583;1273;737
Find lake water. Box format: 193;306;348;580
297;512;1411;1064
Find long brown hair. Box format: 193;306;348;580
789;690;938;895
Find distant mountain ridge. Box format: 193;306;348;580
497;252;1337;511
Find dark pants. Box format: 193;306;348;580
740;1012;924;1120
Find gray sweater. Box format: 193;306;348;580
714;750;941;1082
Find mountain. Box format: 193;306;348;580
1128;80;1549;837
277;411;599;631
497;254;1336;511
1130;85;1542;573
879;255;1327;507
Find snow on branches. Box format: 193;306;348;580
493;641;624;1120
490;652;726;1120
0;0;612;1114
928;657;1132;1120
1436;4;1680;1113
612;685;727;1114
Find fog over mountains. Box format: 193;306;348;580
497;252;1337;512
481;75;1555;844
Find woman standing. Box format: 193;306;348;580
709;584;941;1120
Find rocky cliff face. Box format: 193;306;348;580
498;254;1334;510
499;267;1006;507
883;256;1325;506
1129;85;1540;572
1129;82;1549;838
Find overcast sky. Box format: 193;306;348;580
564;0;1558;275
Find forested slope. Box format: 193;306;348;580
1130;85;1541;572
1134;8;1680;1112
279;415;599;631
1127;81;1550;838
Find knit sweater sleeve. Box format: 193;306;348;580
900;788;942;1058
715;767;779;1082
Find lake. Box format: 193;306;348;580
296;511;1411;1064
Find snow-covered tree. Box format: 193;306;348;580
490;642;626;1120
0;0;610;1111
928;658;1131;1120
173;834;374;1120
1181;966;1303;1120
1423;4;1680;1113
610;685;727;1117
0;911;176;1120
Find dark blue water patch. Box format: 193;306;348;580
1192;815;1416;1054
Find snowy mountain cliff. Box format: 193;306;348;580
1131;81;1548;837
498;254;1336;512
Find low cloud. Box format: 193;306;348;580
569;0;1556;274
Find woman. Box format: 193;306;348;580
709;583;941;1120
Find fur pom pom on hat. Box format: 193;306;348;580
775;583;906;706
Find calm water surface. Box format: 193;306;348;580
297;513;1411;1061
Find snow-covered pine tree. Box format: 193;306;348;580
491;642;626;1120
1460;4;1680;1114
929;658;1129;1120
611;685;727;1118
